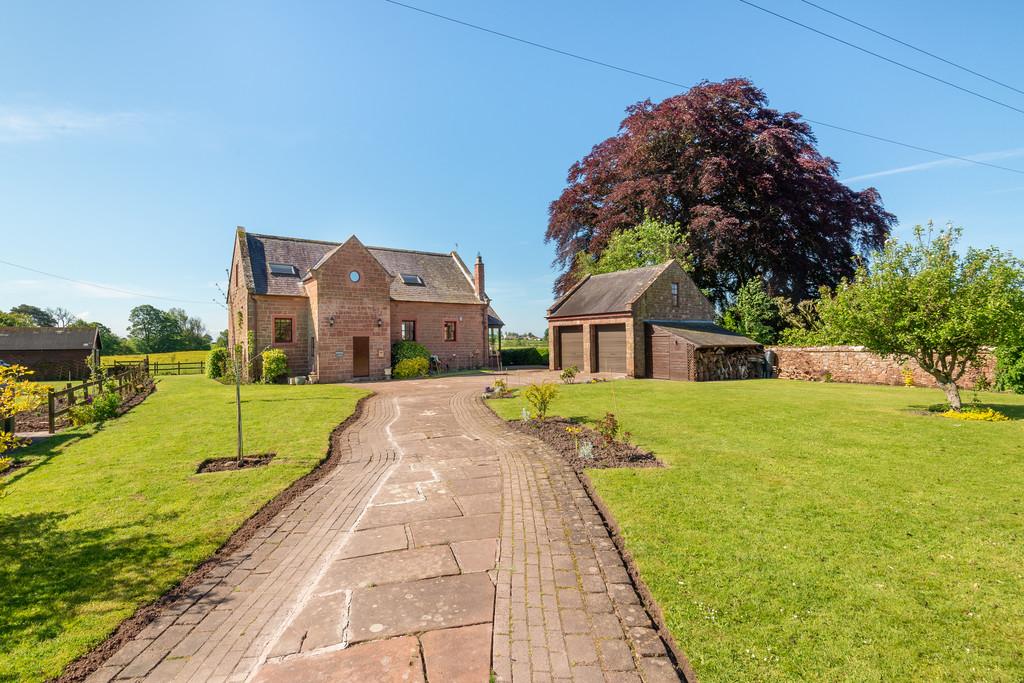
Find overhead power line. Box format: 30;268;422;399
797;0;1024;97
380;0;1024;177
736;0;1024;117
0;258;219;306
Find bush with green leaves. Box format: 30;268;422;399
523;382;558;420
501;347;549;366
260;348;288;384
393;356;429;379
69;391;122;426
206;347;229;379
392;341;430;367
995;345;1024;394
560;365;579;384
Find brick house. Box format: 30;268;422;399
547;261;763;380
227;228;499;382
0;326;101;380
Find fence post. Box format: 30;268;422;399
48;390;55;434
178;361;181;376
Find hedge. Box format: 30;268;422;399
501;347;549;366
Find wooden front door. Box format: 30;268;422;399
353;336;370;377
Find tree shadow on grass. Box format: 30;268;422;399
0;510;184;676
985;404;1024;420
4;425;108;488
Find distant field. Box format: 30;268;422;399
101;350;209;366
501;338;546;349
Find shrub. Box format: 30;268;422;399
560;365;579;384
69;391;122;426
595;412;620;444
501;347;549;366
261;348;288;384
901;367;914;387
0;456;11;473
392;341;430;367
207;347;229;379
941;407;1009;422
394;357;429;379
995;345;1024;394
523;382;558;420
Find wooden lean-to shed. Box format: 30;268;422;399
645;321;764;381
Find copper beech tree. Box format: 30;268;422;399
546;78;895;304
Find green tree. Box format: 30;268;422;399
167;307;212;350
10;304;56;326
819;224;1024;410
127;305;179;353
0;310;32;327
215;329;229;347
577;216;687;277
721;279;787;345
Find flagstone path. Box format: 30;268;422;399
87;373;682;682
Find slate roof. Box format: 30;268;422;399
0;327;100;351
648;321;761;349
487;306;504;327
547;263;670;319
241;232;485;305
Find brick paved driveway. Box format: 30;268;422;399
89;372;682;682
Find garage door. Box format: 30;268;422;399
558;326;584;370
595;324;627;373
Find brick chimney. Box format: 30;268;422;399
474;253;486;302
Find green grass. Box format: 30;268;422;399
489;379;1024;681
0;376;368;682
100;350;210;365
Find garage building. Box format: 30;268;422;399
547;260;762;380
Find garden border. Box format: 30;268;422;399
54;393;373;682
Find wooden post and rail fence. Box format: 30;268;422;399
45;361;154;433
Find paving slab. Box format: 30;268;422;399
319;544;460;592
337;523;409;559
346;572;495;644
451;538;499;573
356;496;463;529
420;623;492;683
408;512;500;547
254;636;424;683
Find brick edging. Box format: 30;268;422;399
577;470;700;682
474;394;698;682
53;392;375;682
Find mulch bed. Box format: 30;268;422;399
196;453;275;473
510;417;662;471
55;393;371;682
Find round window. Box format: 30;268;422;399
349;270;361;283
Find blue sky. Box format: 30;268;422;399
2;0;1022;336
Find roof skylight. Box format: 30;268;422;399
400;273;425;286
269;263;299;276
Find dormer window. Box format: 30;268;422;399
400;273;425;286
269;263;299;276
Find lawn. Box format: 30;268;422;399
489;379;1024;681
0;375;368;682
100;349;210;366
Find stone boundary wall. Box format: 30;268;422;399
769;345;996;388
